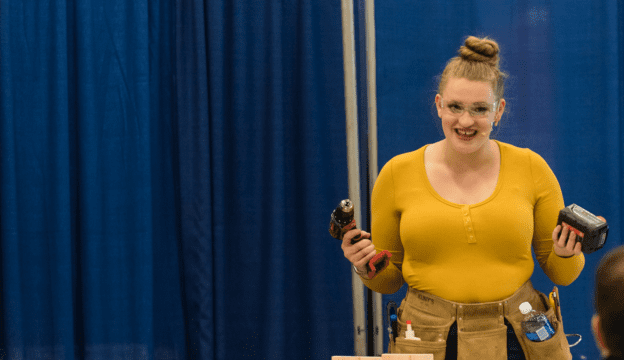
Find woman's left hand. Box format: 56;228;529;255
552;216;606;257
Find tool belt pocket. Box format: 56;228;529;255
457;325;507;360
516;307;571;360
508;291;572;360
390;336;447;358
389;305;451;358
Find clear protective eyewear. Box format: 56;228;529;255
440;97;499;118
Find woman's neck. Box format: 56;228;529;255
438;139;498;173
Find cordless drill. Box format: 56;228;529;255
329;199;392;279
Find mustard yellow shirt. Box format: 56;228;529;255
361;140;584;302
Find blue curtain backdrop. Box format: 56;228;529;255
1;0;352;359
0;0;184;359
0;2;622;360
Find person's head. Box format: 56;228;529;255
434;36;507;154
593;245;624;358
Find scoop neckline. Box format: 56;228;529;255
420;140;504;208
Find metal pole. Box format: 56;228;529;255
364;0;382;355
340;0;367;355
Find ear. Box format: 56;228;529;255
592;314;610;357
435;94;442;118
495;98;506;125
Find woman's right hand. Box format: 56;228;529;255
341;229;377;274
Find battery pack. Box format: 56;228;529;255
556;204;608;254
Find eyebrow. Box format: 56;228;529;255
447;100;491;107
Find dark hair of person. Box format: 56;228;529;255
595;245;624;357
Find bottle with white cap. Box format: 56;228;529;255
404;321;420;340
519;302;555;342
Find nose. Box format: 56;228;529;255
457;111;476;127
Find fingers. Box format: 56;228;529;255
554;224;574;247
597;216;606;223
573;240;582;255
553;223;583;256
552;225;562;243
341;229;376;268
564;230;577;252
352;244;377;270
553;224;569;247
342;229;370;246
342;238;374;262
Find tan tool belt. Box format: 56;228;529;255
389;281;571;360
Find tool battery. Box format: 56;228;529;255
557;204;608;254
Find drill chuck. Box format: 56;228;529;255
329;199;356;240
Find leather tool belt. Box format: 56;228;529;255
389;281;572;360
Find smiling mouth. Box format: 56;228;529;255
455;128;477;137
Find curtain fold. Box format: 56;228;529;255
2;0;351;359
1;0;185;359
174;0;213;358
176;1;352;358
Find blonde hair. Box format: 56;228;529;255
438;36;508;101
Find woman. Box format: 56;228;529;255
341;36;590;360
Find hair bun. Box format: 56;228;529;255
458;36;500;67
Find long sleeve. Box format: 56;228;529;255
359;157;405;294
529;151;585;285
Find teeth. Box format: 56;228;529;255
456;129;476;136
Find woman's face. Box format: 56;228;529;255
435;77;505;155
